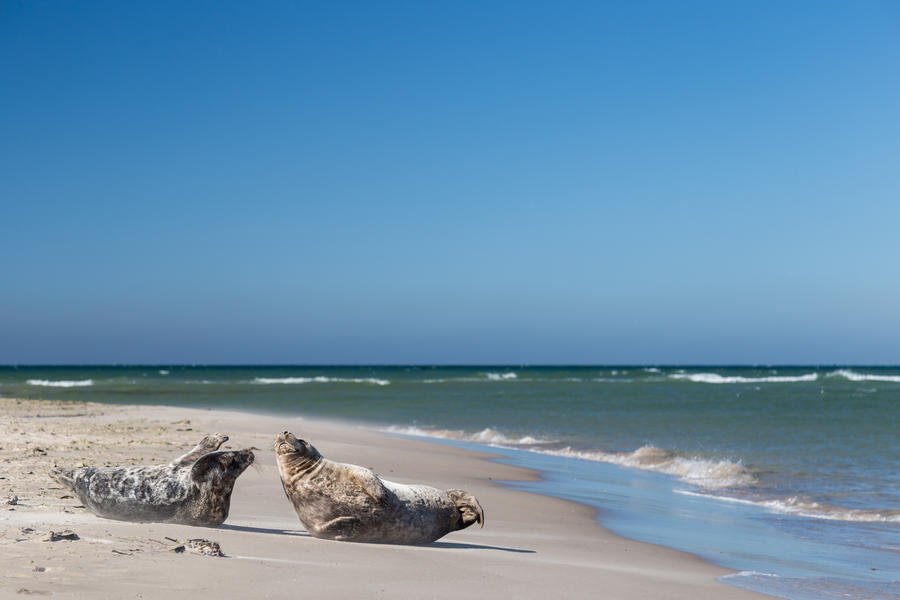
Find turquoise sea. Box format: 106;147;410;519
2;365;898;599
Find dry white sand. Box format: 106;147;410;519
0;398;768;599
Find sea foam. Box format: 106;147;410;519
675;489;900;523
27;379;94;388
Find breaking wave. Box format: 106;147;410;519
27;379;94;388
486;372;518;381
386;426;754;491
384;425;553;446
253;377;390;386
670;372;818;384
548;445;757;490
422;374;585;383
676;489;900;523
829;369;900;383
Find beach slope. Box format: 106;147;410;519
0;398;767;599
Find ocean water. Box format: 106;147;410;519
2;365;897;599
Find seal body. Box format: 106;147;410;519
275;431;484;544
51;434;254;527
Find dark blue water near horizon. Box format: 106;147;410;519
1;365;898;599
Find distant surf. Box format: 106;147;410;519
670;372;819;384
486;372;518;381
669;369;900;385
253;376;390;386
27;379;94;387
828;369;900;383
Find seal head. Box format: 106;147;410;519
187;448;256;525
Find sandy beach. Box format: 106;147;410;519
0;397;767;599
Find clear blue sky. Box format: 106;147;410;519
2;1;899;364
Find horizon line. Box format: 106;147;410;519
2;363;898;369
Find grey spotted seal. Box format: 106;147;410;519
50;433;254;527
275;431;484;544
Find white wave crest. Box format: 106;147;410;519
422;375;584;384
158;370;170;375
27;379;94;388
253;377;390;386
829;369;900;383
486;372;518;381
547;445;756;490
675;489;900;523
384;425;554;446
670;372;818;384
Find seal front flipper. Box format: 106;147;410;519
448;489;484;529
169;433;229;468
350;469;389;505
49;467;76;491
315;515;363;540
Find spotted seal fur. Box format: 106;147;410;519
51;433;254;527
275;431;484;544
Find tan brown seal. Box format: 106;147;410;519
275;431;484;544
51;433;254;527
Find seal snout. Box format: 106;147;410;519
275;430;300;454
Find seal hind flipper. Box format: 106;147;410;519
448;489;484;529
169;433;229;468
315;515;363;540
49;468;76;491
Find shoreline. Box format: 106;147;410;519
0;398;769;599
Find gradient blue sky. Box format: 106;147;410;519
2;1;899;364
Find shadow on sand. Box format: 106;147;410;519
217;524;534;553
218;523;310;537
425;540;535;553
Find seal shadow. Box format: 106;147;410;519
217;525;533;552
425;541;536;553
217;523;310;537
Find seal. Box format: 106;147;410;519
275;431;484;544
50;433;254;527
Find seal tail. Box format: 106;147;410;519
448;489;484;529
49;468;76;491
